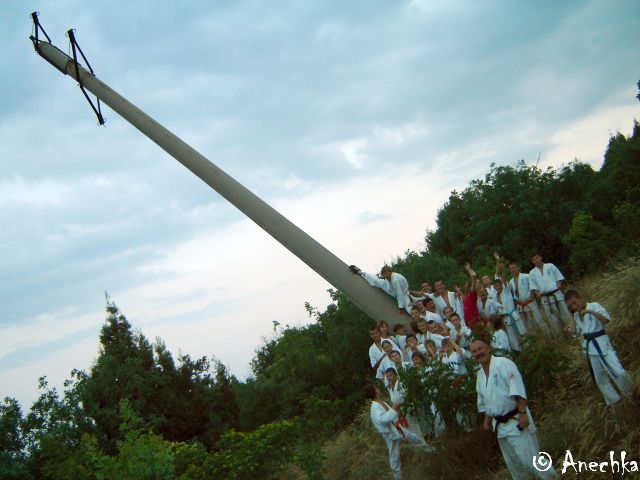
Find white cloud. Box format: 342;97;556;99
337;138;368;169
0;177;71;207
543;97;638;169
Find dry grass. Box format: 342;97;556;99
315;259;640;480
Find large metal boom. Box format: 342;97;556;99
30;25;410;328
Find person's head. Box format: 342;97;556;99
442;338;454;355
427;321;438;333
380;265;392;280
410;306;421;321
415;300;426;312
508;261;520;276
406;334;418;349
425;339;436;356
377;320;389;337
364;384;379;400
487;316;504;331
417;319;428;333
450;313;462;329
421;282;432;293
530;251;543;268
564;289;585;313
493;278;503;293
442;306;454;318
385;367;398;386
470;339;491;365
393;323;406;336
381;340;393;353
412;351;425;366
478;285;488;301
369;327;381;342
481;275;492;288
424;298;436;313
434;279;445;294
390;350;402;364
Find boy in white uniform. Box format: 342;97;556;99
433;279;465;323
385;367;422;437
355;265;412;313
404;334;427;364
508;261;546;333
376;340;398;381
471;340;555;480
366;384;434;480
528;252;570;335
565;290;634;405
493;278;523;352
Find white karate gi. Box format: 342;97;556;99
433;291;464;323
491;329;511;355
404;344;427;364
573;302;633;405
377;356;397;381
369;343;385;369
529;263;570;334
443;351;467;375
495;287;524;351
370;401;432;480
508;273;545;333
422;310;444;324
394;334;407;353
426;332;447;349
476;356;555;479
364;272;412;313
477;297;505;322
387;379;423;437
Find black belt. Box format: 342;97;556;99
493;407;521;432
541;289;559;297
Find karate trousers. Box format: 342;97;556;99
589;349;634;405
382;429;431;480
498;428;555;480
519;301;547;334
540;292;569;335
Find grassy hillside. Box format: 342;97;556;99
300;259;640;480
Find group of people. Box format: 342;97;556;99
352;251;634;480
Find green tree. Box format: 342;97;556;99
426;161;596;274
563;212;620;276
0;398;32;479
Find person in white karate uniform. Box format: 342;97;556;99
488;317;512;356
366;384;435;480
392;323;408;353
404;334;427;364
528;252;570;335
369;327;386;372
508;261;546;333
449;313;473;358
376;341;399;381
476;285;506;326
354;265;412;313
422;297;445;324
565;290;634;405
493;278;523;352
385;367;423;437
441;338;468;375
471;340;555;480
433;279;465;324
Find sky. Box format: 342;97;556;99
1;1;639;409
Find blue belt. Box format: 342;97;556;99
584;330;617;378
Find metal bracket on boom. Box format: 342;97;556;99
29;12;105;125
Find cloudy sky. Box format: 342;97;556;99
1;1;638;408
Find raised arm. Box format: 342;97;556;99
465;263;478;292
493;252;503;279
